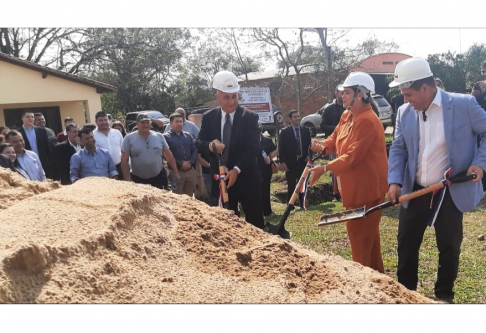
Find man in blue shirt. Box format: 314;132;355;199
163;108;200;139
5;130;45;181
70;127;118;183
163;113;198;196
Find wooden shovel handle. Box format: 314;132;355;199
398;182;445;203
219;165;229;204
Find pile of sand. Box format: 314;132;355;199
0;169;433;303
0;169;61;210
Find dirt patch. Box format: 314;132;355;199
0;174;433;303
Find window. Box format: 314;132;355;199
269;81;283;93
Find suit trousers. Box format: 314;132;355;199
397;183;463;300
285;160;306;202
211;176;264;229
261;170;273;216
169;168;196;197
345;197;384;273
227;180;264;229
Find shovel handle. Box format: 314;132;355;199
398;182;445;203
212;142;229;207
397;172;477;204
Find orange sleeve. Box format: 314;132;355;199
325;118;377;176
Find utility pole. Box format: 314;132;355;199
316;28;332;96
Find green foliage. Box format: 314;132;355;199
426;44;486;93
84;28;190;115
427;52;467;93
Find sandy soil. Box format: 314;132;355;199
0;169;433;303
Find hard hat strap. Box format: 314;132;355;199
347;89;359;111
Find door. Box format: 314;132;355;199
4;106;62;134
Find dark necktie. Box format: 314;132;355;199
295;127;302;158
223;113;232;164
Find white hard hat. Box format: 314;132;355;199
339;72;375;94
389;57;433;88
212;70;240;93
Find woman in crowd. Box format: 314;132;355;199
308;72;388;273
0;143;29;179
112;121;127;137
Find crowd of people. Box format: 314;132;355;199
2;58;486;303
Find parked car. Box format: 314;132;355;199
125;110;169;132
373;94;393;129
301;105;327;136
301;95;393;135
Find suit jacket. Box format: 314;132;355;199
388;90;486;212
18;126;54;179
53;140;77;184
278;125;311;172
323;105;388;209
196;105;261;194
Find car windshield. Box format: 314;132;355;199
145;111;164;119
375;97;390;108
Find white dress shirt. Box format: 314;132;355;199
416;90;449;186
93;128;123;165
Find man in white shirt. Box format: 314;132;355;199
93;111;124;179
387;57;486;303
6;130;45;181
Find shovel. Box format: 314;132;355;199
265;149;323;239
212;142;230;209
318;171;477;226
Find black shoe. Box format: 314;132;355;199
433;294;454;304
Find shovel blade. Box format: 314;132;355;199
318;207;366;226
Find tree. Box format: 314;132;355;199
251;28;398;113
85;28;190;115
427;52;466;93
464;44;486;88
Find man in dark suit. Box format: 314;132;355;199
196;70;264;229
53;123;81;184
17;111;54;179
279;110;312;201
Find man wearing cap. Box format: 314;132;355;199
196;70;264;230
121;113;179;189
387;57;486;303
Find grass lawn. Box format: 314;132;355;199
266;171;486;303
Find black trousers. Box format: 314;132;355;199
261;169;273;216
131;170;165;190
115;163;123;180
285;161;306;202
211;177;264;230
397;183;463;299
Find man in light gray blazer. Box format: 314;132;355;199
387;57;486;303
